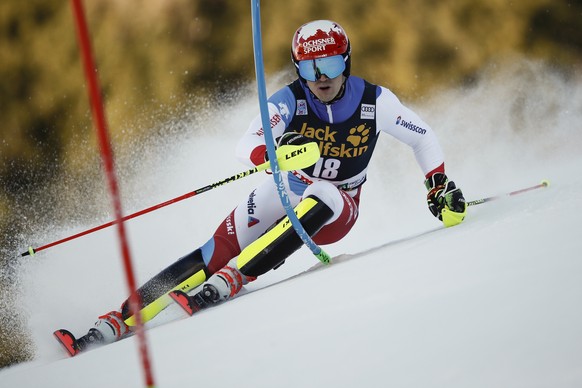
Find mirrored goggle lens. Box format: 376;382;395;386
297;55;346;81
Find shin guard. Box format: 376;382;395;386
236;195;333;278
122;248;209;325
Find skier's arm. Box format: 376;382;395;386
236;89;296;167
236;113;271;167
376;86;466;226
375;86;445;178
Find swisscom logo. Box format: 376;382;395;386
396;116;427;135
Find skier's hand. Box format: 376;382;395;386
425;173;466;227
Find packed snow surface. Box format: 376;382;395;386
2;60;581;387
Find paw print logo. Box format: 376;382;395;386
347;124;370;147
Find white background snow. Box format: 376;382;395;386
1;59;581;387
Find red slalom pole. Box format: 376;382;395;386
20;167;259;257
70;1;155;386
20;143;319;257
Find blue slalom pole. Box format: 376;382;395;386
250;0;330;264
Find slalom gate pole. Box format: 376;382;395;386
250;0;331;264
70;1;155;387
467;180;550;207
20;143;318;257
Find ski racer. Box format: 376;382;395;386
55;19;467;354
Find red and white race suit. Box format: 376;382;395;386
200;76;445;274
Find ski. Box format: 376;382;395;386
169;290;203;316
54;329;82;357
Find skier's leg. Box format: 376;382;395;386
186;193;333;308
65;179;293;349
201;178;292;273
120;248;210;325
82;311;131;347
191;181;360;306
78;245;214;346
236;194;334;277
308;184;361;245
119;178;287;325
238;181;360;275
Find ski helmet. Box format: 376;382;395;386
291;20;351;80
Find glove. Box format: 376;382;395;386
425;173;467;227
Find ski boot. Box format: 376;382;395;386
170;262;253;316
54;311;130;356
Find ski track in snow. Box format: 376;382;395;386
2;59;582;387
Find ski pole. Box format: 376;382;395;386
251;0;331;265
20;143;320;257
467;179;550;207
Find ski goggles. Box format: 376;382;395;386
297;55;346;81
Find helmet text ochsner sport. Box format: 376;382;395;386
302;38;336;54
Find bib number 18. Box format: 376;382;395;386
312;158;340;179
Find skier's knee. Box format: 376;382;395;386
302;181;344;224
